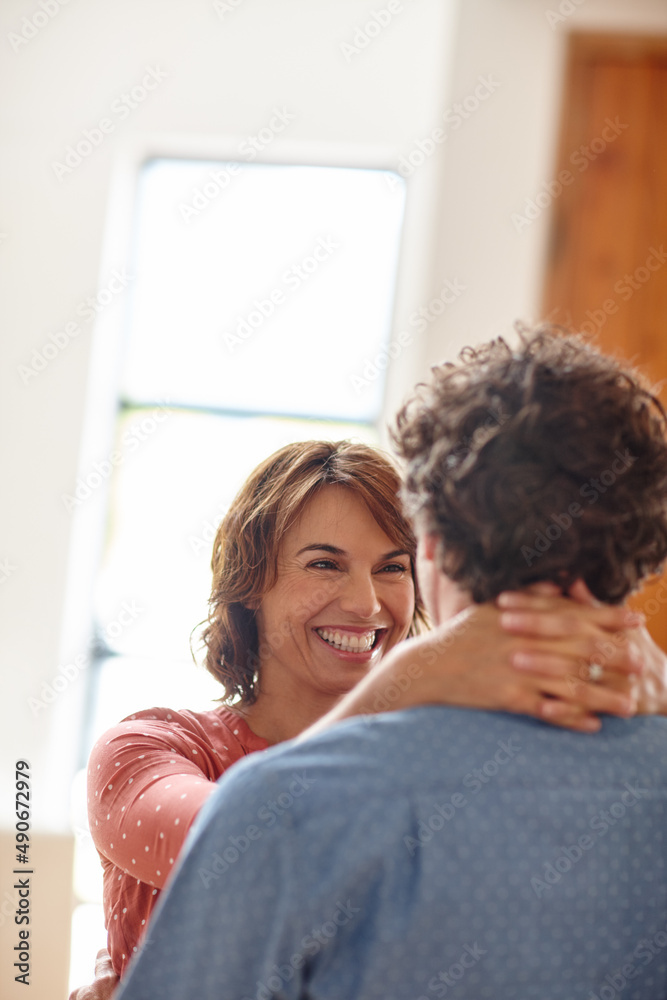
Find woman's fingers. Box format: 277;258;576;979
538;699;602;732
497;592;563;611
538;673;637;717
499;607;645;676
510;635;643;677
590;632;644;675
501;656;637;729
504;682;603;732
499;608;586;638
498;594;644;634
588;605;644;632
93;950;113;973
511;650;584;677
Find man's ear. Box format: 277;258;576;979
419;531;439;562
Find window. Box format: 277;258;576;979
90;157;406;729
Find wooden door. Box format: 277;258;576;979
542;32;667;651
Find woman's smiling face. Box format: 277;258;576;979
253;484;416;701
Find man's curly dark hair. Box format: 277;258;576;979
393;326;667;604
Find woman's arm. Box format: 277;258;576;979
76;712;246;995
88;719;217;890
299;590;646;740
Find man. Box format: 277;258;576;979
117;330;667;999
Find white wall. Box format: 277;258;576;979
2;0;667;831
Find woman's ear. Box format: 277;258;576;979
243;595;260;611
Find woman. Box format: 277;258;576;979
75;438;659;995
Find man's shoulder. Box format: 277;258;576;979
200;707;667;833
218;706;667;783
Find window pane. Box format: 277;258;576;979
86;656;224;748
94;407;378;660
121;159;406;421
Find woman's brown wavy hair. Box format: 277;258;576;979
200;440;425;704
394;327;667;603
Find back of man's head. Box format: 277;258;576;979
394;327;667;603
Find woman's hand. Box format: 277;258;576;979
502;579;667;718
408;599;641;733
68;949;119;1000
493;581;645;730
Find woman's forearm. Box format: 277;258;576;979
298;600;643;742
298;606;508;741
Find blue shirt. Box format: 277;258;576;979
117;707;667;999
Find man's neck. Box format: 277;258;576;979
430;577;471;627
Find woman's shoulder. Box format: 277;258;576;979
87;705;269;804
90;704;268;761
118;705;266;747
182;705;269;753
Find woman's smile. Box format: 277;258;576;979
252;484;415;700
313;625;389;660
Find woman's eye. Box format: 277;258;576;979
380;563;409;574
309;559;339;570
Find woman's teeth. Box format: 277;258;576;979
316;628;376;652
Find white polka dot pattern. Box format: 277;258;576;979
86;704;268;976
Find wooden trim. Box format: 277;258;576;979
567;31;667;62
542;30;667;315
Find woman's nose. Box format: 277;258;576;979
338;572;382;619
